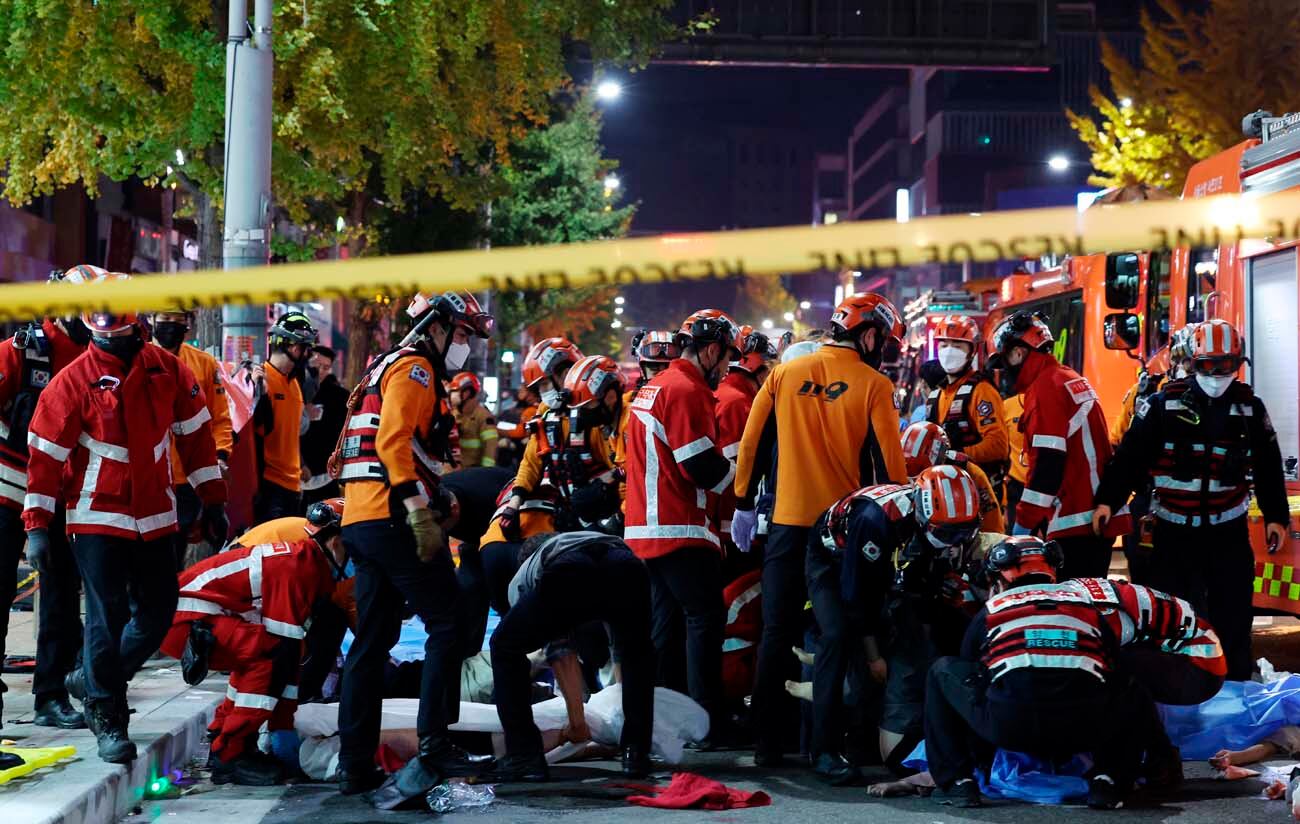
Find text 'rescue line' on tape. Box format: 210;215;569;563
0;190;1297;321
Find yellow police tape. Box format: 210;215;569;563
1;189;1299;320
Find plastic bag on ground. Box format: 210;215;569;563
902;741;1089;805
427;781;495;813
1160;676;1300;760
585;685;709;764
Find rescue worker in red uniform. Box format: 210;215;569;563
334;291;494;802
0;267;94;731
251;312;317;521
151;308;235;566
926;315;1009;498
733;294;908;765
24;272;228;764
987;311;1126;578
161;505;346;785
625;310;740;744
924;536;1226;809
715;326;776;558
615;331;680;504
1094;319;1288;680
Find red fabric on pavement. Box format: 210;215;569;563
625;772;772;810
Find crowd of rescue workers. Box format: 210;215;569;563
0;262;1287;811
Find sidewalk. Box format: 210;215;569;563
0;611;223;824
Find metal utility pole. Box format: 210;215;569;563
220;0;274;363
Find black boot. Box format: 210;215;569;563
485;752;549;783
85;699;137;764
33;695;87;729
211;748;285;786
622;747;652;778
64;667;87;704
417;735;493;778
338;765;387;796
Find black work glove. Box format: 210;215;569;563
498;507;522;542
942;421;965;447
25;529;51;573
201;503;230;548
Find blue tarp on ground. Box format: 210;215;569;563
340;610;501;661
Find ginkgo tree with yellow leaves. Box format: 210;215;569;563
0;0;681;256
1068;0;1300;190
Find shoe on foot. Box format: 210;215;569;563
338;765;386;796
210;750;285;786
1087;774;1125;810
933;777;982;808
485;753;549;783
812;752;861;786
64;668;87;704
85;700;136;764
33;695;87;729
418;736;493;778
622;747;653;778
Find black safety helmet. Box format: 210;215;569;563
269;311;319;351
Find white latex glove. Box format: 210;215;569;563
731;508;759;552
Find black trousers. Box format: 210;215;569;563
172;483;203;571
490;552;653;757
1149;516;1255;680
1056;534;1114;580
254;479;302;523
645;545;725;726
751;523;809;753
72;534;177;703
338;518;461;774
924;657;1147;790
299;600;348;703
0;507;82;702
1004;478;1024;526
456;541;490;657
805;540;866;757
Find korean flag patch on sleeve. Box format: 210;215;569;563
410;364;430;388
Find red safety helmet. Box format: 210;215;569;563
77;270;143;338
406;291;494;339
304;497;345;537
912;465;981;548
830;293;904;343
901;421;951;478
989;311;1054;357
522;337;583;388
676;309;742;357
633;330;681;365
732;325;778;375
449;372;482;397
982;535;1064;587
934;314;981;347
1190;319;1245;376
563;355;623;408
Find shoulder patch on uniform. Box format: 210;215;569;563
862;541;882;562
1135;397;1151;420
976;399;993;417
409;364;430;387
631;385;660;410
1064;377;1098;405
32;369;50;388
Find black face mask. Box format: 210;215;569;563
92;333;144;364
152;322;188;349
62;318;92;346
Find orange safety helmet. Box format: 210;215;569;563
676;309;742;357
77;270;142;338
406;291;494;338
304;497;345;536
449;372;483;397
989;311;1054;357
1190;319;1245;374
563;355;624;408
522;337;583;388
934;314;981;347
901;421;951;478
830;293;904;343
732;325;778;374
912;464;981;547
633;330;681;365
982;535;1064;587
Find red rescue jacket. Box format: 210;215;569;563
714;371;758;536
23;344;227;539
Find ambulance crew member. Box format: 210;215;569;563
804;484;913;785
732;293;908;765
251;312;318;521
0;267;94;731
926;315;1009;496
335;291;494;801
900;421;1004;533
1094;319;1288;680
450;372;498;468
625;310;739;744
152;308;235;566
301;346;349;506
715;326;776;557
486;531;654;782
24;272;228;764
615;331;680;504
924;536;1226;810
987;311;1126;578
161;514;346;785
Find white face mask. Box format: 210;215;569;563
938;345;969;375
1174;364;1189;380
1196;374;1234;398
541;388;562;409
444;340;471;371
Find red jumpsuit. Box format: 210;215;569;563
713;371;757;539
162;540;335;759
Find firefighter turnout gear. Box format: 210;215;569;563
455;404;498;468
926;371;1008;487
